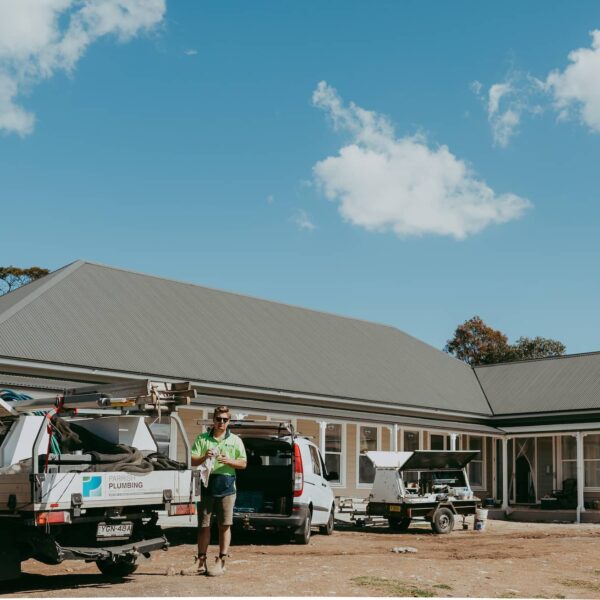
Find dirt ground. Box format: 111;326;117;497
2;518;600;598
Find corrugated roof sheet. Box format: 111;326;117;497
0;261;490;415
475;353;600;415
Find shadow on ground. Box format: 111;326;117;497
1;572;132;595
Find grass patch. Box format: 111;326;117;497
433;584;453;591
352;576;435;597
557;579;600;593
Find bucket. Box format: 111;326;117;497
474;508;488;532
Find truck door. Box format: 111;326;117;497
305;444;331;525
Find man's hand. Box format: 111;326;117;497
217;454;247;469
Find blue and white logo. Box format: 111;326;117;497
82;475;103;498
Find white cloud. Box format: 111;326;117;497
312;81;530;240
469;80;483;96
291;208;315;231
184;48;198;56
0;0;166;136
545;30;600;132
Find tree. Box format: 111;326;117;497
510;336;566;361
0;266;49;296
445;315;566;365
444;316;511;366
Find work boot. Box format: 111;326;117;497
207;554;226;577
180;554;207;576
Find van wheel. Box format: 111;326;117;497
96;559;139;578
319;508;335;535
389;517;411;532
294;513;312;544
431;508;454;534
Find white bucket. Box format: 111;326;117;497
474;508;488;532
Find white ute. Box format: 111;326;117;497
0;380;200;582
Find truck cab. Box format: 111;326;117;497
0;380;199;582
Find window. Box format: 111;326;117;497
403;430;420;483
403;430;420;451
561;436;577;481
324;423;342;485
308;445;322;476
358;426;378;485
430;434;446;450
584;434;600;488
468;436;484;488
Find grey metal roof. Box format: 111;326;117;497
475;352;600;415
0;261;490;416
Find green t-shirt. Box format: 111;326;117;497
191;429;247;476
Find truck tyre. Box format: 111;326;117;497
431;508;454;534
389;517;411;532
96;559;139;578
294;512;312;545
319;508;335;535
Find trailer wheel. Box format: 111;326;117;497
431;508;454;534
96;559;139;578
319;508;335;535
389;517;411;532
294;512;312;545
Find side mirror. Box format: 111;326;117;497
325;471;339;482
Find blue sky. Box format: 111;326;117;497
1;1;600;354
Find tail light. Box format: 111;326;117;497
169;503;196;516
293;443;304;497
36;511;71;525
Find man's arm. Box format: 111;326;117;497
216;455;247;470
191;451;215;467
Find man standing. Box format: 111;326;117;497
182;405;246;577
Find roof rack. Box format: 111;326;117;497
1;379;196;417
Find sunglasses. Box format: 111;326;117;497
214;417;229;423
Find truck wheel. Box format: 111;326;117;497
319;509;335;535
294;512;312;545
431;508;454;534
96;559;139;578
389;517;411;532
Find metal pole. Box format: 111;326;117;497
576;432;586;523
501;437;509;512
318;421;327;457
450;433;458;451
391;424;399;452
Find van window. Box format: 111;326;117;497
309;445;322;476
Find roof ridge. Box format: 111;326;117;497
474;349;600;369
0;260;86;328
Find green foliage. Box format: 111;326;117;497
445;316;566;366
352;576;436;597
0;266;49;296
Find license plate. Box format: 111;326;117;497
389;505;402;512
97;522;133;538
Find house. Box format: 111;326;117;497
0;260;598;521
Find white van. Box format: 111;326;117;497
202;420;336;544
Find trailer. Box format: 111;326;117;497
365;450;481;534
0;380;200;581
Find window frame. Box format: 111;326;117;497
466;434;486;491
356;424;381;488
584;433;600;491
323;421;346;488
